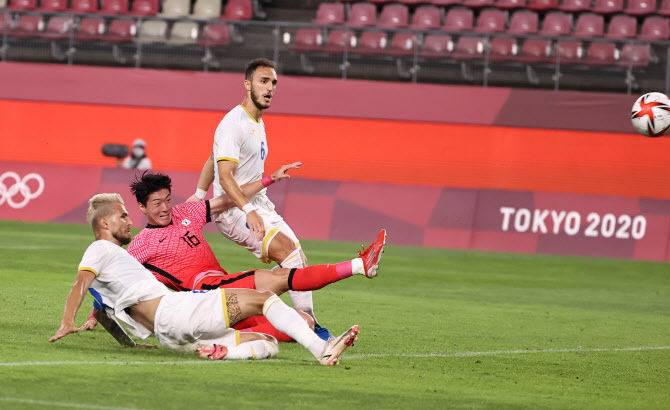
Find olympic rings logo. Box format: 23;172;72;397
0;172;45;209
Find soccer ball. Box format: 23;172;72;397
631;92;670;137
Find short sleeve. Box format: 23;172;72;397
213;115;244;164
78;242;109;276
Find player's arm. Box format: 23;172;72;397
93;308;158;349
49;269;96;343
187;153;215;202
218;159;265;241
209;162;302;215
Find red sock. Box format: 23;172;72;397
232;316;293;342
289;261;353;291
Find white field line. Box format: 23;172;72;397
0;397;142;410
1;346;668;367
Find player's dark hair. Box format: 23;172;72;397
130;171;172;206
245;58;275;81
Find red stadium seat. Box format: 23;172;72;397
604;15;636;39
38;0;67;11
199;24;231;46
6;0;37;10
558;0;590;13
128;0;157;16
419;34;452;58
625;0;656;16
105;19;136;43
70;0;99;13
573;14;604;38
353;31;387;55
387;32;417;57
377;4;409;29
638;16;670;41
660;0;670;16
429;0;462;6
494;0;526;9
323;30;354;53
488;37;518;61
556;40;582;64
312;3;345;26
100;0;129;14
409;6;441;30
442;8;474;32
463;0;494;8
291;28;323;52
583;42;617;66
451;36;484;60
617;44;650;67
592;0;623;14
222;0;253;20
517;38;552;63
507;10;539;35
0;14;11;35
42;16;73;39
539;12;571;37
346;3;376;27
474;9;506;33
527;0;558;11
76;17;106;41
11;15;43;38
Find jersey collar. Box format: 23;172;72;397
145;221;173;229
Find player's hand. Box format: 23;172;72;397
49;323;79;343
135;344;159;349
272;162;302;182
186;194;200;202
79;317;98;331
247;210;265;241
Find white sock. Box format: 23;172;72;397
280;249;318;323
224;339;278;360
351;258;365;275
263;294;326;358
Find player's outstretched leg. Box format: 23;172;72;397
318;325;359;366
358;229;387;278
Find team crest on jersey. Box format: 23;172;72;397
182;219;191;226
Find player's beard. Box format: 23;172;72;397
113;229;131;246
250;85;270;111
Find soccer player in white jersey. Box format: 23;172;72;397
49;194;360;365
191;58;328;338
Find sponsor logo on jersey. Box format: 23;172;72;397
182;219;191;226
159;236;168;243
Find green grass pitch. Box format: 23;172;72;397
0;219;668;409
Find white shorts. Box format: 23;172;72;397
153;288;239;353
214;194;300;263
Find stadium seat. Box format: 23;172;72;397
345;3;376;27
6;0;37;10
199;24;230;46
0;13;11;35
419;34;452;58
488;37;518;61
42;16;73;39
573;13;604;38
507;10;539;35
387;32;417;57
474;9;506;33
660;0;670;16
38;0;67;12
556;40;582;64
517;38;552;63
526;0;558;11
558;0;590;13
377;4;409;29
75;17;106;41
105;19;136;43
451;36;484;60
442;8;474;32
168;21;198;45
323;29;355;53
128;0;158;16
463;0;494;8
353;31;387;55
69;0;98;13
617;43;650;67
625;0;656;16
539;12;571;37
592;0;623;14
638;16;670;40
11;15;43;38
190;0;221;19
429;0;462;6
409;6;441;30
604;15;636;39
312;3;345;26
222;0;253;20
583;42;618;66
291;28;323;52
159;0;190;18
494;0;526;9
101;0;129;14
137;20;167;43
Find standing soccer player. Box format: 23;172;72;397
192;58;327;337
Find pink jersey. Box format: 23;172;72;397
127;201;226;291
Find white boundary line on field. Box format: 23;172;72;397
0;397;142;410
1;346;668;367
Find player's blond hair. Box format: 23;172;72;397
86;193;125;228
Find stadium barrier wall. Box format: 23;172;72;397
2;161;670;262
